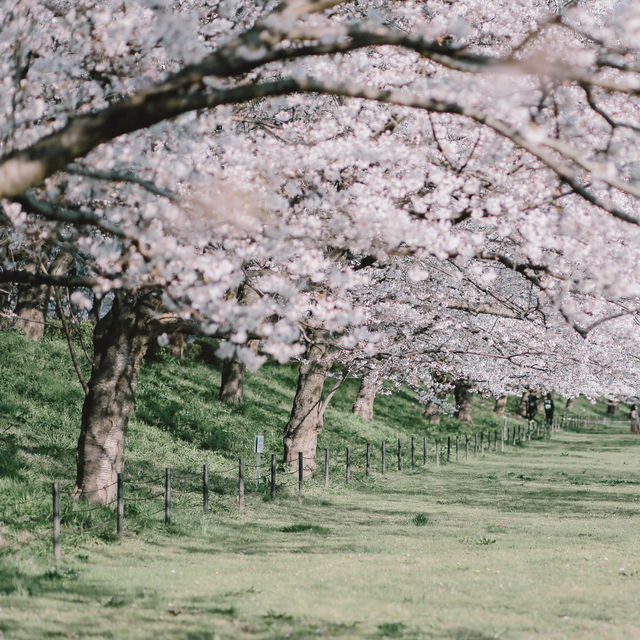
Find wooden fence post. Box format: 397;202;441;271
474;433;478;457
238;459;245;511
271;455;276;500
382;441;386;474
481;432;485;456
436;439;440;467
298;452;303;496
397;439;402;471
465;434;469;461
203;464;209;513
411;437;415;469
165;468;172;525
346;447;351;483
494;430;498;452
117;472;124;537
456;436;459;462
52;482;61;560
366;443;371;478
325;448;330;488
447;436;451;463
423;437;427;465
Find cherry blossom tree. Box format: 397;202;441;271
2;0;640;500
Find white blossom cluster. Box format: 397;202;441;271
2;0;640;400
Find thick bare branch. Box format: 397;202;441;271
0;270;101;288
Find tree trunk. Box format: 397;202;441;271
566;397;574;411
0;283;12;329
423;402;442;425
167;333;187;363
518;391;528;417
607;401;617;416
352;369;382;422
494;395;508;415
14;264;47;340
218;283;260;404
454;380;473;422
73;292;155;504
218;339;259;404
283;330;333;476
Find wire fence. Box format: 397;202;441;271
3;415;572;559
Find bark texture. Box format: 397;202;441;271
423;402;442;425
0;283;12;329
283;330;333;476
168;333;187;362
73;292;156;504
218;283;260;404
14;264;47;340
352;369;382;422
518;391;528;417
566;397;574;411
218;339;259;404
493;395;508;415
454;380;473;422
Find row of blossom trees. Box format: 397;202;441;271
2;0;640;501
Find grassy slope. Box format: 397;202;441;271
0;330;619;518
2;330;638;638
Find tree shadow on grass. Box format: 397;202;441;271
0;433;25;479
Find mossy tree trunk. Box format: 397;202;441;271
73;292;156;504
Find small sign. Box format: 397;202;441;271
254;434;264;454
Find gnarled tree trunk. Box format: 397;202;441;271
493;395;508;415
73;292;156;504
454;380;473;422
283;330;334;476
566;397;574;411
352;369;382;422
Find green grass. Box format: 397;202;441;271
2;427;640;638
2;330;639;638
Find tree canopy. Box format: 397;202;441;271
2;0;640;400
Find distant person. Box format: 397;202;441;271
630;404;640;435
526;391;538;421
543;393;554;425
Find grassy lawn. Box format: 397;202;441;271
3;425;640;639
